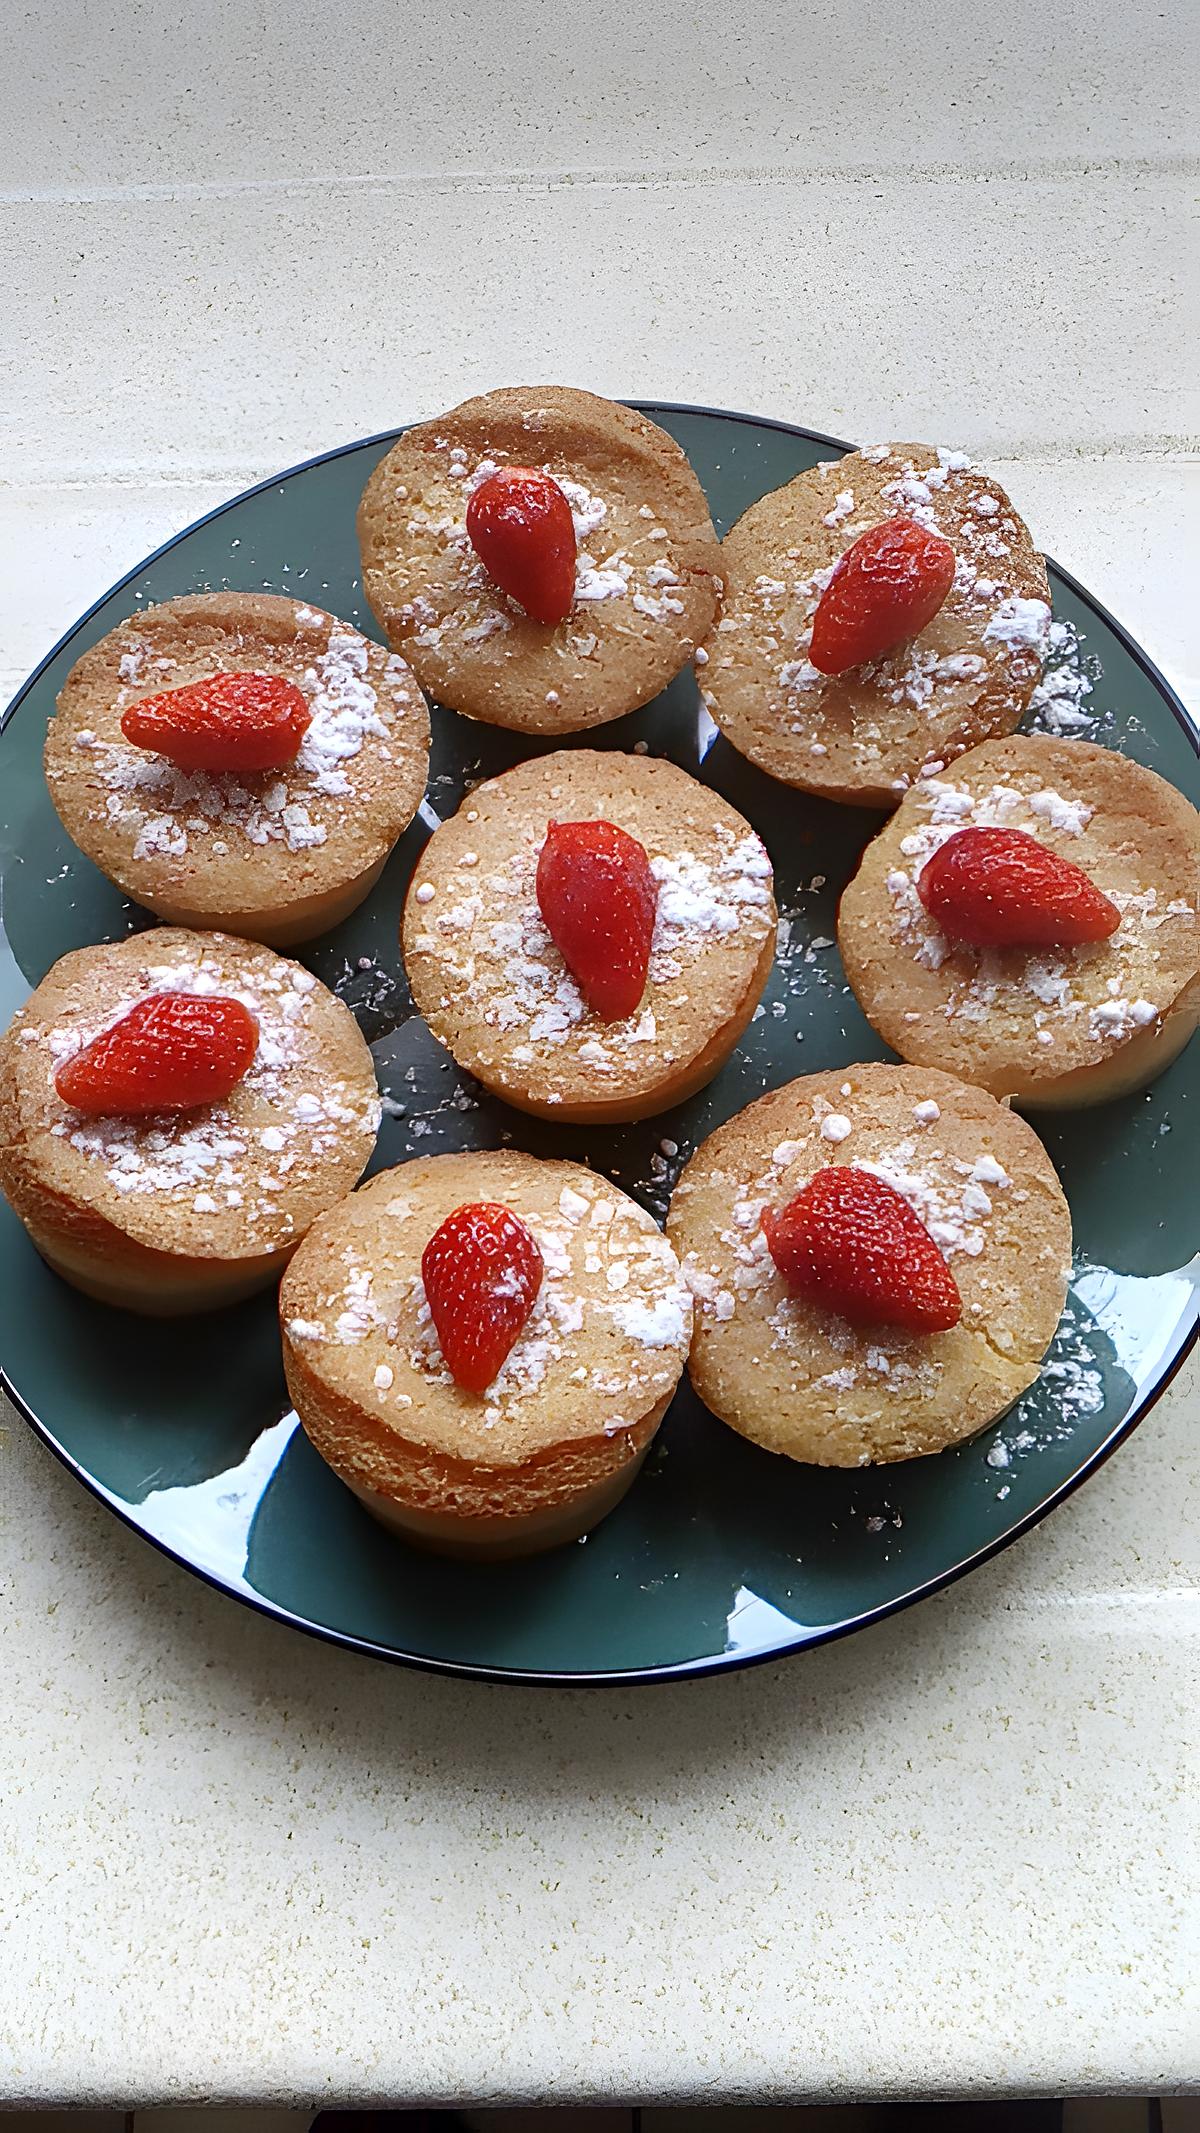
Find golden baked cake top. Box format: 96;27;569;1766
281;1152;692;1465
402;749;776;1111
358;385;722;733
700;443;1050;805
45;592;429;911
667;1062;1072;1467
1;929;379;1259
839;734;1200;1087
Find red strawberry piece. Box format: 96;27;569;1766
465;466;577;625
809;515;956;676
762;1165;962;1333
421;1201;545;1395
54;992;259;1116
536;818;659;1022
120;671;312;773
917;826;1121;948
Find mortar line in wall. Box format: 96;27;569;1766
1;150;1197;206
1;444;1197;492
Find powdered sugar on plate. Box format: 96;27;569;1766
985;1272;1109;1488
1024;615;1107;738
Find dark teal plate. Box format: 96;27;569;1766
1;407;1197;1683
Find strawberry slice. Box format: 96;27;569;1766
917;826;1121;948
536;818;659;1022
465;466;577;625
54;992;259;1116
809;515;956;676
421;1201;545;1394
762;1166;962;1333
120;671;312;773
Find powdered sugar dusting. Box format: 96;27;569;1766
308;1173;688;1432
1025;617;1105;737
724;447;1050;756
986;1271;1109;1484
822;490;856;529
132;815;188;861
1087;994;1157;1041
63;619;408;864
606;1286;691;1349
1026;786;1093;836
983;594;1052;660
556;476;608;543
296;628;391;797
882;771;1193;1056
39;946;377;1235
420;442;690;631
412;813;774;1094
856;1142;1012;1259
678;1102;1046;1442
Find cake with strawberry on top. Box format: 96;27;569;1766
401;748;777;1122
667;1062;1071;1467
281;1150;692;1557
699;443;1050;807
838;734;1200;1105
45;592;430;946
357;385;723;733
0;929;380;1312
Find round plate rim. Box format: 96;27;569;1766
2;402;1197;1689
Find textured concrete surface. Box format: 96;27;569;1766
2;1368;1197;2104
1;0;1197;2105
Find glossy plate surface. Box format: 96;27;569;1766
1;406;1196;1683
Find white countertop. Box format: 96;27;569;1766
2;0;1197;2104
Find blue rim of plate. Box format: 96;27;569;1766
1;402;1197;1688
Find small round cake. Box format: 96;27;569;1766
45;592;430;946
700;443;1050;807
280;1151;692;1558
667;1063;1072;1467
838;735;1200;1106
0;928;380;1313
401;749;777;1123
357;385;723;733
